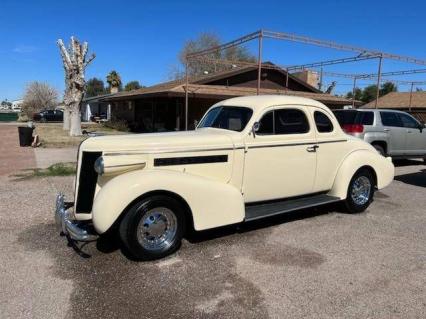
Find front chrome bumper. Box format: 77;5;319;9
55;193;98;242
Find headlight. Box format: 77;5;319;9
94;156;104;175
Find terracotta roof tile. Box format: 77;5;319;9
362;92;426;109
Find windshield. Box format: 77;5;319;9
197;106;253;132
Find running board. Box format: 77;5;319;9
245;194;340;222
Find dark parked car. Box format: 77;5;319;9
33;109;63;122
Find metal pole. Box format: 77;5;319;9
374;55;383;109
257;32;263;95
285;68;289;89
409;82;414;112
352;77;357;108
185;60;189;130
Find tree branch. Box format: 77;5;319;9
57;39;72;70
84;53;96;67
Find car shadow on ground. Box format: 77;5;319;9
185;202;341;244
393;159;425;167
394;169;426;188
80;202;341;260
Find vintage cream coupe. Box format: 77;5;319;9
56;95;394;260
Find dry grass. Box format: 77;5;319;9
34;123;129;148
13;162;77;181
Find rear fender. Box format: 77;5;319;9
329;149;394;199
92;169;245;234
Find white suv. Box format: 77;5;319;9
334;109;426;161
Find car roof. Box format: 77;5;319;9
216;95;330;113
335;108;409;114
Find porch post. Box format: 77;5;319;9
257;31;263;95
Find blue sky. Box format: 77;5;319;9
1;0;425;101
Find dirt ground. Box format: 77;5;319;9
0;124;425;319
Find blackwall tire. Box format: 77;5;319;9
344;168;375;214
373;144;385;157
119;195;185;260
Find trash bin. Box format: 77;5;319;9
18;127;34;147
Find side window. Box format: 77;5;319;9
360;112;374;125
275;109;309;134
257;111;273;134
380;112;402;127
314;111;334;133
399;113;419;129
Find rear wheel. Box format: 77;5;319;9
119;195;185;260
344;168;375;213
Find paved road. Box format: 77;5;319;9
0;138;425;318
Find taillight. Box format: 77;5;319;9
342;124;364;133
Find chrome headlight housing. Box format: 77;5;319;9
94;156;104;175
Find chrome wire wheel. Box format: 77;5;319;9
351;176;372;206
136;207;178;252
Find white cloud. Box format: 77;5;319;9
13;45;38;53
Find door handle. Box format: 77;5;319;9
383;128;390;132
306;145;319;152
407;130;412;133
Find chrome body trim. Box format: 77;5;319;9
247;139;347;149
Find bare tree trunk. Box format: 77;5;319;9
69;105;82;136
63;108;70;130
57;37;95;136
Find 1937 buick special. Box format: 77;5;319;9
56;95;394;260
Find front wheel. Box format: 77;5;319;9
344;168;375;213
119;195;186;260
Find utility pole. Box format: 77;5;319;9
352;77;357;108
409;82;414;112
374;55;383;109
185;60;189;130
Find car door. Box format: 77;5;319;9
55;110;64;121
379;111;406;156
310;108;350;192
398;112;426;156
243;106;317;203
47;110;55;121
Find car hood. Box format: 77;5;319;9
80;128;237;153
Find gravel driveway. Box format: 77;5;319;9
0;140;425;318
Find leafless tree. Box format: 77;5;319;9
169;32;256;80
22;81;58;117
57;37;95;136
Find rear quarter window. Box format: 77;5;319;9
333;110;374;126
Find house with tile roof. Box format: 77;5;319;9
362;91;426;122
98;63;357;132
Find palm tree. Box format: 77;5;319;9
106;70;122;93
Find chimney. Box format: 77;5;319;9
292;70;320;89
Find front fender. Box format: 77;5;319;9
329;150;394;199
92;169;245;234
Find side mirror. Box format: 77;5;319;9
252;122;260;137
